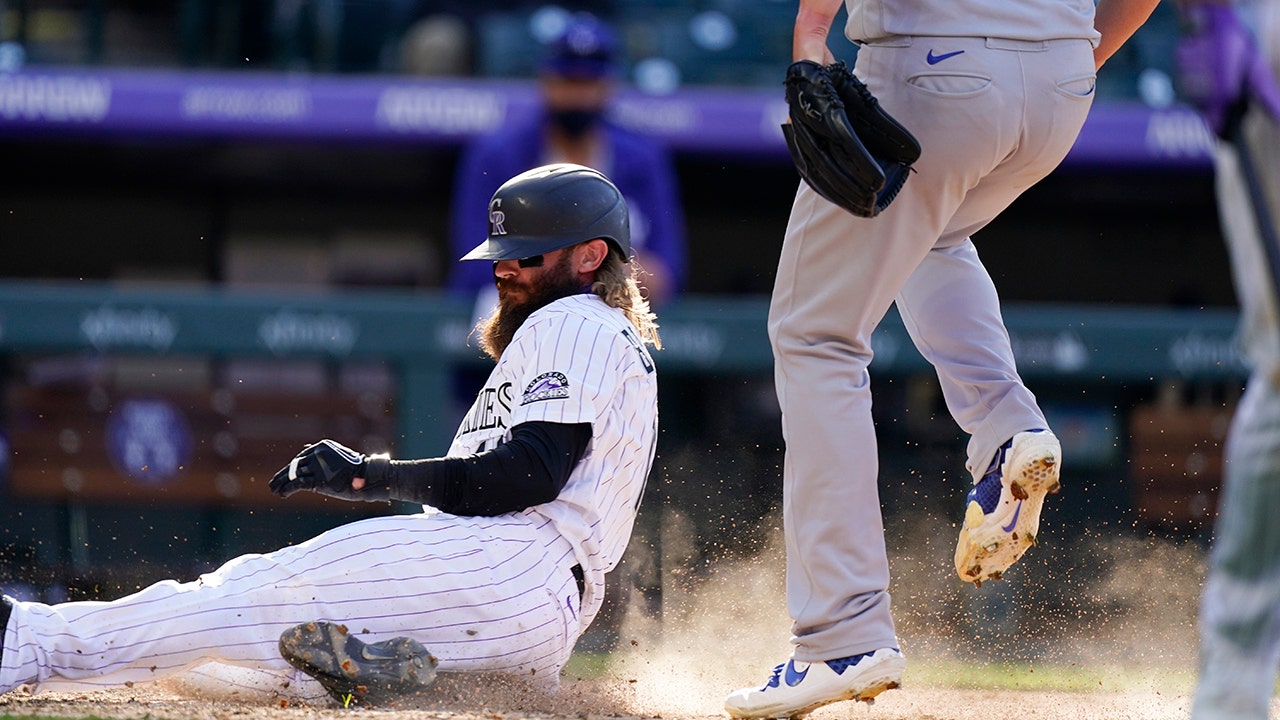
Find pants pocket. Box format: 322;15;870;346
906;71;992;97
1054;74;1097;100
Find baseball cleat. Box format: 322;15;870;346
279;621;438;707
955;430;1062;586
724;648;905;719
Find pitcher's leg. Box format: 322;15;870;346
766;43;1007;650
742;166;954;717
770;189;900;660
896;240;1047;479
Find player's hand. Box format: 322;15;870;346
270;439;389;502
1177;1;1280;138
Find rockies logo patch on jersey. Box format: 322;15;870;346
521;372;570;405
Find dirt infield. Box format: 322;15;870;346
0;518;1235;720
0;682;1203;720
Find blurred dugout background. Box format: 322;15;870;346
0;0;1244;652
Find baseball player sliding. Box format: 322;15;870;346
723;0;1160;718
0;164;660;707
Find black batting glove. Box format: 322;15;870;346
269;439;391;502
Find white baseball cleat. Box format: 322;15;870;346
724;648;905;719
955;429;1062;586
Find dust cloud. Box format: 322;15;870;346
585;507;1208;718
600;521;793;717
0;509;1215;720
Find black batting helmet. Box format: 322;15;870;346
460;163;631;263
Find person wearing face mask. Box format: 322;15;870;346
448;12;687;317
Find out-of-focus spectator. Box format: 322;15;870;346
448;11;687;320
400;13;472;76
1178;1;1280;719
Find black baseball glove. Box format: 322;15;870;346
782;60;920;218
269;439;391;502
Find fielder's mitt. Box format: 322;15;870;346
782;60;920;218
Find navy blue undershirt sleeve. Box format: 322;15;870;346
363;421;591;516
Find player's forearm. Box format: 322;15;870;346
793;0;844;63
364;421;590;516
1094;0;1163;69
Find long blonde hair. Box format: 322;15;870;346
592;250;662;350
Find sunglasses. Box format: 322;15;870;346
492;255;545;269
491;254;544;280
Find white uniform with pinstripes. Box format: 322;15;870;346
0;293;658;700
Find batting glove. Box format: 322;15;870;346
269;439;391;502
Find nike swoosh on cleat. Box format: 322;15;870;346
926;49;964;64
785;661;809;687
1001;500;1024;533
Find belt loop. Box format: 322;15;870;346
571;564;585;601
863;35;912;48
985;37;1051;51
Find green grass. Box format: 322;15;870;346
564;650;614;679
902;658;1197;694
565;651;1198;695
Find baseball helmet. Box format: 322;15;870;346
460;163;631;262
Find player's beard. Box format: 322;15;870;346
478;251;585;361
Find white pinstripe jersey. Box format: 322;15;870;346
449;293;659;576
